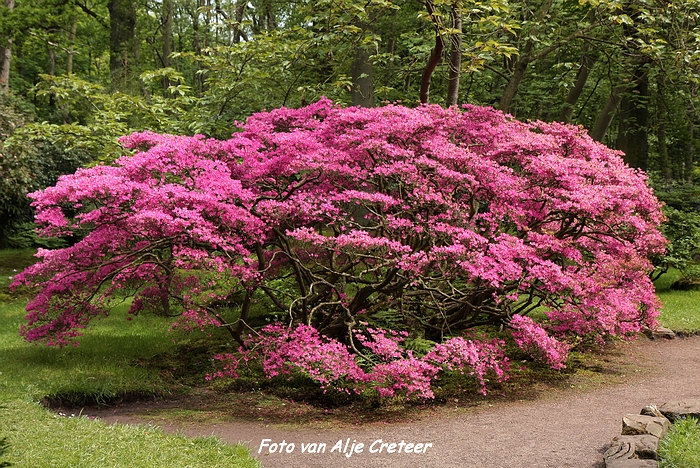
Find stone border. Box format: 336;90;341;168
604;400;700;468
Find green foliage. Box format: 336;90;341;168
0;117;93;247
659;417;700;468
654;207;700;280
652;184;700;283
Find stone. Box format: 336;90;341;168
605;460;658;468
657;400;700;422
651;326;676;340
604;435;659;461
640;405;664;418
643;326;676;340
621;414;671;438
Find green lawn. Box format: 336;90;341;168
0;251;259;468
655;269;700;334
659;417;700;468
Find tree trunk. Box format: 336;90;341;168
107;0;137;85
498;0;554;113
446;4;462;107
48;47;56;76
657;122;670;182
560;52;596;122
351;46;374;107
420;0;444;104
655;81;671;183
615;64;650;170
498;59;528;113
263;0;277;31
589;86;625;142
686;121;694;183
0;0;15;90
233;0;247;43
67;19;77;75
162;0;173;67
161;0;174;92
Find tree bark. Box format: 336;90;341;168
654;76;672;182
107;0;137;85
162;0;173;67
498;0;554;113
498;59;528;113
67;18;77;75
686;121;694;183
161;0;174;92
657;121;671;182
420;0;444;104
615;64;650;170
560;52;596;122
233;0;247;43
0;0;15;90
446;4;462;107
351;46;374;107
589;85;625;142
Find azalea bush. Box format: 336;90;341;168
12;99;666;398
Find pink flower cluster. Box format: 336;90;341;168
12;99;665;391
509;314;571;369
208;323;510;399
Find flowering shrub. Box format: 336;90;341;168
12;99;665;396
208;323;509;398
509;314;570;369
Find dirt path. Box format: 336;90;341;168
89;335;700;468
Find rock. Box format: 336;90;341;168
643;326;676;340
657;400;700;422
621;414;671;438
605;460;658;468
604;435;659;461
640;405;664;418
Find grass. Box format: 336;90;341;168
2;249;700;466
0;250;260;468
659;417;700;468
655;269;700;334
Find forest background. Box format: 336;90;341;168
2;0;700;279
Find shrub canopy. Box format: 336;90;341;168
13;100;666;396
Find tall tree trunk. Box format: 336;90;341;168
446;4;462;107
657;121;670;182
655;80;671;183
589;86;625;142
233;0;247;43
351;46;374;107
615;64;650;170
498;0;554;113
420;0;444;104
0;0;15;90
67;18;77;75
498;60;528;113
162;0;173;67
263;0;276;31
48;47;56;76
686;121;694;183
107;0;137;86
161;0;174;92
560;52;596;122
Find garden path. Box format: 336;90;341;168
89;335;700;468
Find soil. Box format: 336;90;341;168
83;335;700;468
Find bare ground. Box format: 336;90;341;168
84;335;700;468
